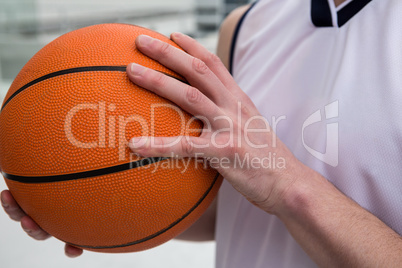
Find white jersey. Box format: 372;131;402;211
216;0;402;267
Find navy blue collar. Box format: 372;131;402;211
311;0;372;27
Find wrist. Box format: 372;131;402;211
270;162;326;219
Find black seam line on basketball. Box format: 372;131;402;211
0;66;188;112
66;171;220;250
2;157;168;183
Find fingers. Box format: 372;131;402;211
129;136;223;159
134;35;234;106
1;190;51;240
126;63;223;122
65;244;83;258
20;215;51;240
1;190;26;221
170;32;241;93
2;190;84;257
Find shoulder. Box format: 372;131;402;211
217;4;252;70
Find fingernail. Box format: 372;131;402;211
23;228;32;234
171;32;183;39
137;35;153;46
129;63;145;76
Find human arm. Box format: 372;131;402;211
125;19;402;268
278;169;402;267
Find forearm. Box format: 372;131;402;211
275;166;402;267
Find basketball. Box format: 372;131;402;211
0;24;222;253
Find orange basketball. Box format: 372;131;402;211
0;24;221;253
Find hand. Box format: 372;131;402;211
126;33;308;213
1;190;83;257
127;32;402;268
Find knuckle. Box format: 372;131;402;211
186;86;203;104
6;207;24;220
227;143;245;160
234;145;247;158
241;104;252;117
181;137;194;156
30;229;44;240
192;57;209;75
158;41;171;59
36;232;50;241
10;214;23;222
204;52;222;66
151;71;167;89
154;138;169;155
224;143;237;158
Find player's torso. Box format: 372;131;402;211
217;0;402;267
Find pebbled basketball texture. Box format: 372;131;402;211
0;24;222;252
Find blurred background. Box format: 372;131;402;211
0;0;250;267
